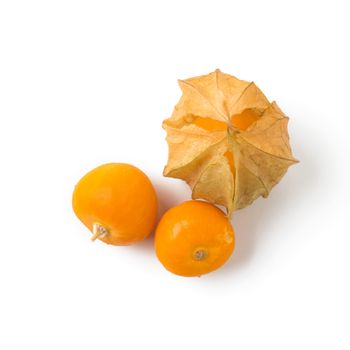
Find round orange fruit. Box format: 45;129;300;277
72;163;158;245
155;200;235;277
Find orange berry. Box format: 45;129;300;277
155;200;235;277
72;163;158;245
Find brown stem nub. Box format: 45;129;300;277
193;249;208;261
91;223;109;241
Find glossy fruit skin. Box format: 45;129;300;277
155;200;235;277
72;163;158;245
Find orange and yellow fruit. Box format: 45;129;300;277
72;163;157;245
155;200;235;277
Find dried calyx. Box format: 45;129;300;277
163;70;298;216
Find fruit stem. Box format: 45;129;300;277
193;249;208;261
91;223;109;241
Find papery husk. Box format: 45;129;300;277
163;70;298;216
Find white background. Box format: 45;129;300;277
1;1;349;349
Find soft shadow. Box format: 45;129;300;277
126;234;155;256
152;176;192;219
125;176;192;256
